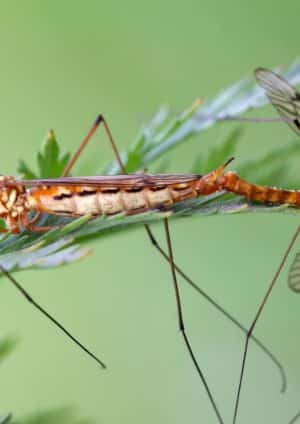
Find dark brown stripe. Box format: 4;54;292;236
53;192;73;200
172;185;189;191
54;210;73;215
124;187;143;193
100;188;120;193
78;190;97;197
149;185;167;191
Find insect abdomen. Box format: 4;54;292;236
220;171;300;205
28;183;199;216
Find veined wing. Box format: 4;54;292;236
255;67;300;135
11;173;202;188
288;252;300;292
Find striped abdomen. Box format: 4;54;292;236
27;181;202;216
219;171;300;205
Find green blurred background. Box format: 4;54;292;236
0;1;300;423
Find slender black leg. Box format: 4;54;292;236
232;226;300;424
163;218;224;423
0;266;106;368
62;114;288;394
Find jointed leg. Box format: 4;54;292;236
63;115;225;421
62;114;287;388
232;226;300;424
289;409;300;424
62;115;290;421
28;212;41;225
163;218;224;423
0;266;106;368
144;225;286;392
21;213;59;233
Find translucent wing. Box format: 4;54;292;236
6;173;201;188
255;68;300;135
288;252;300;292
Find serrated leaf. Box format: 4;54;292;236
37;130;71;178
16;160;37;180
0;191;299;275
0;60;300;274
19;130;71;180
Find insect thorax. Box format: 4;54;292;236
0;176;29;232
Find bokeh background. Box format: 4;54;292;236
0;1;299;423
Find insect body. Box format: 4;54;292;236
27;174;214;216
219;171;300;204
0;171;220;232
3;79;300;423
1;159;300;234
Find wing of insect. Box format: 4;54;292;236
195;66;300;130
288;252;300;292
255;67;300;135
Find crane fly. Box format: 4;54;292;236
1;149;300;234
1;73;300;423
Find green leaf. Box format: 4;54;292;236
37;130;71;178
19;130;71;180
17;160;37;180
0;59;300;274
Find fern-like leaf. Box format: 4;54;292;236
0;60;300;274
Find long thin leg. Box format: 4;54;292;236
62;115;293;422
0;266;106;368
232;225;300;424
289;410;300;424
21;213;60;233
62;114;287;390
62;115;104;177
62;115;125;178
63;115;224;422
164;218;224;423
144;225;286;392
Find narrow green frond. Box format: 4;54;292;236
1;59;300;274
